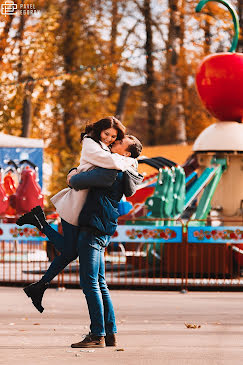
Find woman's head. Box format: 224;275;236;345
81;116;126;146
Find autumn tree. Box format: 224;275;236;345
160;0;187;145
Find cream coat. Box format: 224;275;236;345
51;137;137;226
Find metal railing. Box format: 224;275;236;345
0;218;243;290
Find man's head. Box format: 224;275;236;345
111;135;142;158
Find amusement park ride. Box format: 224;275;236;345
121;0;243;227
0;0;242;277
114;0;243;273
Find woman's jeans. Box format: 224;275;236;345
41;219;79;283
40;220;117;336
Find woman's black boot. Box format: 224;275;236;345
31;206;47;228
16;206;47;232
23;281;49;313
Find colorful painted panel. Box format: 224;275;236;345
111;225;182;243
0;224;58;242
188;226;243;244
0;147;43;187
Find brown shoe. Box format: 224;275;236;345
105;334;117;347
71;333;105;348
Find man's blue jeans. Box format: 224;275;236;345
77;231;117;336
40;221;117;336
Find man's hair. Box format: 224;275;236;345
126;135;143;158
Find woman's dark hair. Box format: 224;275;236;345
80;116;126;143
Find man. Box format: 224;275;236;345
69;135;143;348
18;135;143;348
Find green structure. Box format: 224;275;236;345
143;157;227;226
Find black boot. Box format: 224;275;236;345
16;211;43;231
23;281;49;313
31;206;47;227
16;206;47;232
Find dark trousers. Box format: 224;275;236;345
41;219;79;283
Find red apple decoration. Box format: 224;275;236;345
195;0;243;123
196;53;243;122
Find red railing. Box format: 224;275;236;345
0;218;243;289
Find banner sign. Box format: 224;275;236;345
110;225;182;243
0;224;182;243
2;224;242;244
0;223;57;242
188;226;243;244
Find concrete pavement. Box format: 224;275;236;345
1;287;243;365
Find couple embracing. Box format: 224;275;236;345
17;116;143;348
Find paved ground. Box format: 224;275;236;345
1;287;243;365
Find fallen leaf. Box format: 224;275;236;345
116;348;125;351
184;322;201;329
33;323;40;325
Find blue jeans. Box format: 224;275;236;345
40;222;117;336
77;231;117;336
41;219;79;283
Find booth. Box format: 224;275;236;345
0;133;44;187
0;133;44;217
